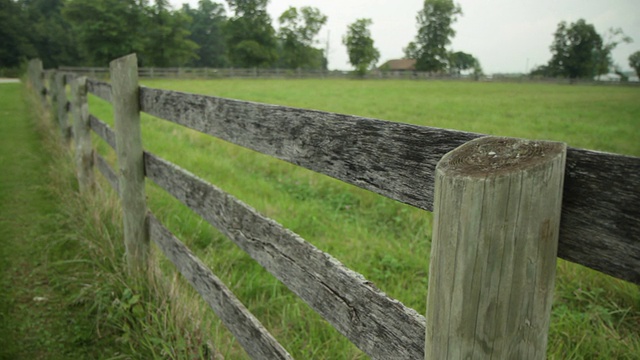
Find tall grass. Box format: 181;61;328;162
85;79;639;359
29;83;219;359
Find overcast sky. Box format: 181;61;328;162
171;0;640;74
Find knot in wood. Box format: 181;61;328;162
438;136;565;177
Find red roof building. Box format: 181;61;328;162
378;59;416;71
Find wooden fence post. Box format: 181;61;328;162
27;60;36;90
425;136;566;359
56;72;71;144
48;71;58;113
71;76;94;193
29;59;46;105
111;53;149;273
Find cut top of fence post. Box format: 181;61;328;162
426;136;566;360
437;136;566;178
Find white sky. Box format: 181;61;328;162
171;0;640;73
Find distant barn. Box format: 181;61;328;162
378;58;416;72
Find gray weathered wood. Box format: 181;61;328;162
47;71;58;111
138;86;478;212
148;214;293;360
425;137;566;359
95;153;119;193
89;115;116;149
139;87;640;284
560;149;640;284
111;53;149;273
29;59;47;104
55;72;71;144
87;79;112;103
144;152;427;359
71;76;94;193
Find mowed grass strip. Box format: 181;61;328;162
88;79;639;359
0;83;112;359
1;82;219;360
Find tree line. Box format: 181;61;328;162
342;0;482;77
2;0;639;79
0;0;329;70
345;0;639;80
531;18;638;80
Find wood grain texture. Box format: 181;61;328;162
139;87;640;284
426;137;566;360
89;115;116;149
111;54;149;273
148;214;293;360
561;150;640;284
86;78;112;103
144;152;427;359
71;76;94;193
139;86;479;210
95;153;119;193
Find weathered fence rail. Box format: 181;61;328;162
58;65;640;85
28;56;640;359
137;84;640;284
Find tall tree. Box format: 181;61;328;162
63;0;146;66
593;27;633;77
448;51;477;74
20;0;81;67
630;51;640;78
141;0;198;67
404;0;461;73
343;18;379;76
278;6;327;69
182;0;228;67
225;0;278;68
0;0;36;68
547;19;605;79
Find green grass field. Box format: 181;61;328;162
88;79;639;359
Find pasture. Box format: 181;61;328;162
88;79;639;359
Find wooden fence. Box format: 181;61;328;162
58;65;475;80
28;55;639;359
57;65;640;85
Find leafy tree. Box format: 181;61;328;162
63;0;147;66
20;0;81;68
404;0;461;73
226;0;267;14
547;19;606;79
225;0;278;68
593;28;633;77
343;18;379;76
0;0;36;68
447;51;482;79
182;0;228;67
630;51;640;78
448;51;476;74
277;6;327;69
141;0;198;67
529;64;552;78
